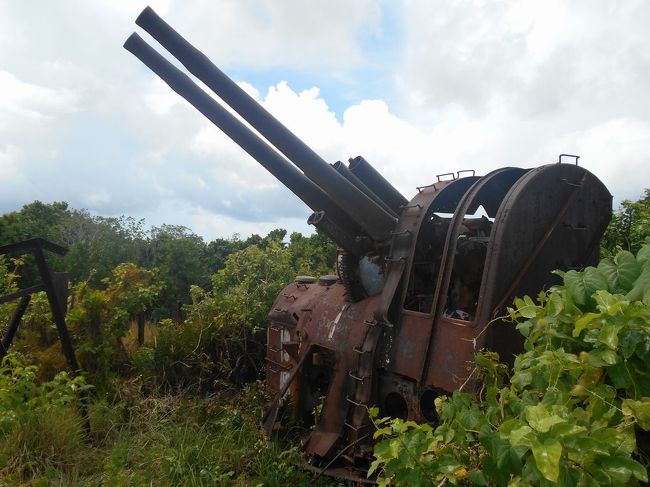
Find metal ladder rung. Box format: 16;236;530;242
346;396;365;407
348;371;367;382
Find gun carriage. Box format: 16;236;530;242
125;7;612;477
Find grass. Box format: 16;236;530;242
121;320;157;357
1;376;347;486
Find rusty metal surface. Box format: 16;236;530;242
475;164;611;364
125;7;614;478
265;278;381;456
387;176;480;383
262;162;610;467
423;168;528;387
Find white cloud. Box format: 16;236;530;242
144;77;184;116
544;118;650;202
1;0;649;240
189;207;310;241
0;70;77;129
161;0;382;68
0;145;21;183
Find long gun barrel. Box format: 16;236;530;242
133;6;397;242
349;156;407;214
123;33;364;252
332;161;397;218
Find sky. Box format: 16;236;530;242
1;0;649;241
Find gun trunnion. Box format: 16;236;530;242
125;7;612;477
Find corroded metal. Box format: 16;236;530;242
125;8;613;479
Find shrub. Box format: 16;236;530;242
144;242;297;390
0;353;90;481
371;242;650;486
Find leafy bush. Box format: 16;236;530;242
601;189;650;257
0;353;90;481
0;255;22;328
371;242;650;486
146;243;291;389
66;263;160;380
146;239;331;390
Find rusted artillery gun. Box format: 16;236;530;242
125;7;612;479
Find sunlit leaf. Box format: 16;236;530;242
598;251;640;293
622;398;650;429
564;267;608;308
627;267;650;302
531;439;562;482
573;312;599;337
525;404;564;433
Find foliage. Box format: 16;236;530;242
100;386;317;486
0;353;90;482
0;364;341;486
0;255;20;296
602;189;650;257
371;243;650;486
60;211;148;286
144;224;210;317
0;200;338;321
0;353;87;433
0;255;21;328
0;201;69;245
148;242;296;389
64;263;161;380
288;230;337;276
0;202;207;313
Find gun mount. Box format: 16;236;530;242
125;8;612;479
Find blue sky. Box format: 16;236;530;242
2;1;649;241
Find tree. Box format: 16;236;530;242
145;224;208;316
287;230;337;276
60;211;146;283
602;189;650;257
0;201;69;245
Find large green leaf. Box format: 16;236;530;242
622;398;650;429
572;312;599;337
598;456;649;484
509;425;534;448
480;427;521;474
598;251;640;293
513;296;538;319
598;322;622;349
531;439;562;482
564;267;608;308
626;266;650;302
637;243;650;266
525;404;564;433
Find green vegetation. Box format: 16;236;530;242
0;191;649;485
370;242;650;485
601;189;650;258
0;201;339;485
0;356;336;486
0;201;336;317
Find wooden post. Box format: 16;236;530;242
0;295;31;360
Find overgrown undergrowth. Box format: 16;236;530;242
370;242;650;486
0;362;342;486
